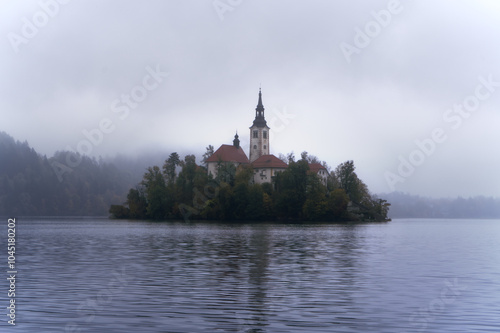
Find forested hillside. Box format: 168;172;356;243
6;130;496;220
0;132;136;216
384;192;500;218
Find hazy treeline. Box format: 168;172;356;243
385;192;500;218
110;152;391;222
0;132;137;216
3;132;497;220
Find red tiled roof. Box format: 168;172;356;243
206;144;250;164
252;154;288;169
309;163;327;174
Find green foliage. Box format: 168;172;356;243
115;157;389;222
246;184;265;220
233;182;248;219
163;152;180;185
109;204;130;219
302;173;328;220
327;189;349;219
235;164;254;185
1;131;390;221
201;145;214;167
175;155;198;204
214;182;234;220
141;166;168;220
331;160;392;221
215;160;236;185
335;160;359;201
0;132;133;216
126;188;147;219
274;159;309;219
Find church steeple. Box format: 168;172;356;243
249;88;270;162
233;132;240;149
253;88;267;127
256;88;264;112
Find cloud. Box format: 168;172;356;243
1;0;499;197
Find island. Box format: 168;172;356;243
110;90;390;222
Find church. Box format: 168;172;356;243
206;89;328;184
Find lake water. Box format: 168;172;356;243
1;218;499;332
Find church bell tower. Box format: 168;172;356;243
249;89;270;162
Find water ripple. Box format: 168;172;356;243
1;218;499;332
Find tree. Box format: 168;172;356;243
302;173;328;220
163;152;180;185
109;204;130;219
327;170;341;191
335;160;366;203
246;184;265;220
126;187;147;219
176;155;196;187
374;197;391;220
175;154;208;218
233;182;249;219
333;160;391;221
215;160;236;185
300;151;321;164
327;189;349;219
262;192;274;219
0;132;137;217
278;153;288;164
234;164;254;185
201;145;214;167
141;166;168;220
274;159;309;218
216;182;234;220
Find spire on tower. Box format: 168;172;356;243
249;88;270;163
252;88;267;127
256;88;264;113
233;132;240;149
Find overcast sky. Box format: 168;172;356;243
1;0;500;198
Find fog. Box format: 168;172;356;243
1;0;499;198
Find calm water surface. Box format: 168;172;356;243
2;218;499;332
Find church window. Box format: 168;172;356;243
253;145;257;149
263;131;267;139
263;145;266;149
253;130;258;138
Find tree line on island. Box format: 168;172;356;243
109;150;391;222
3;131;499;219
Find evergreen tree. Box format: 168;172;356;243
274;159;309;219
201;145;214;167
163;152;180;185
126;188;147;219
141;166;168;220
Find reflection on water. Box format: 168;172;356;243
2;218;499;332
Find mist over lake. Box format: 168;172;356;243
2;1;500;332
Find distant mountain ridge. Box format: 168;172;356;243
382;192;500;219
0;131;143;216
